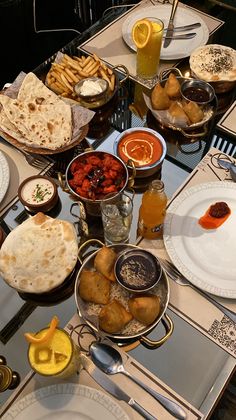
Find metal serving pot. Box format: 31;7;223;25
74;240;173;349
113;127;167;178
147;68;218;139
58;150;135;217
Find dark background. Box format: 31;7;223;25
0;0;235;87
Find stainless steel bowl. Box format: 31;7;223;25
115;248;162;293
114;127;167;178
181;79;215;105
75;241;173;349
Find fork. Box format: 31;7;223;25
20;150;52;169
159;258;236;323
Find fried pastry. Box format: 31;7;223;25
164;73;181;98
99;299;132;333
182;101;204;124
167;102;190;127
94;246;117;282
79;269;110;304
128;295;160;325
151;83;170;110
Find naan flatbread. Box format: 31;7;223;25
0;213;78;293
0;94;72;149
18;72;62;105
0;102;26;143
0;72;73;150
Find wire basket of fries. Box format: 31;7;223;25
45;52;129;108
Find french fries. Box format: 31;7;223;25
46;53;116;100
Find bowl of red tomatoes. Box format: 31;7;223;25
65;151;130;216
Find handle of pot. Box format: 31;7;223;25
179;124;208;139
159;67;183;83
139;313;173;349
58;172;70;193
127;158;136;190
78;238;105;264
70;202;89;237
113;64;129;84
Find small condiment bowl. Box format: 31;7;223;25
74;77;109;103
18;175;58;213
115;248;162;293
180;79;215;105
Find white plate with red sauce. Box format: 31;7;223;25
163;181;236;299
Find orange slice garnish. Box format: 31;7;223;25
24;316;59;344
132;19;152;49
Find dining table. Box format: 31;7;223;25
0;0;236;419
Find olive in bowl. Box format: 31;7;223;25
18;175;58;213
115;248;162;293
180;79;215;106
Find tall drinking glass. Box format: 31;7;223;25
100;193;133;245
135;18;164;80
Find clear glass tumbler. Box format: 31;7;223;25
100;193;133;245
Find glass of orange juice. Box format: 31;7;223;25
26;318;80;378
132;18;164;80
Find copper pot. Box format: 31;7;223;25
58;150;135;217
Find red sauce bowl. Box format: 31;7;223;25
114;128;167;178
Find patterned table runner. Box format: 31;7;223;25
139;147;236;358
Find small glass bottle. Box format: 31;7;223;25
137;180;167;239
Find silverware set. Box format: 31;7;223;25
163;22;201;41
159;258;236;323
81;344;187;420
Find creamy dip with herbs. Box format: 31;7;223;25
22;178;54;204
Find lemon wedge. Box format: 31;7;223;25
24;316;59;344
132;19;153;49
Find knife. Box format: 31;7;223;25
163;32;196;40
80;354;157;420
163;0;179;48
164;22;201;32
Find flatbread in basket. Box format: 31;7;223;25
0;72;94;152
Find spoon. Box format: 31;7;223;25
90;342;187;420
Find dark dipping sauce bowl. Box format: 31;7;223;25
181;79;215;105
115;249;162;293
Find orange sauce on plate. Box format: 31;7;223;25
117;131;162;167
199;205;231;229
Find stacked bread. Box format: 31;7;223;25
0;73;72;150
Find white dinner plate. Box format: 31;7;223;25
164;182;236;298
122;5;209;60
0;150;10;204
3;383;130;420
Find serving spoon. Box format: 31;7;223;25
90;342;187;420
